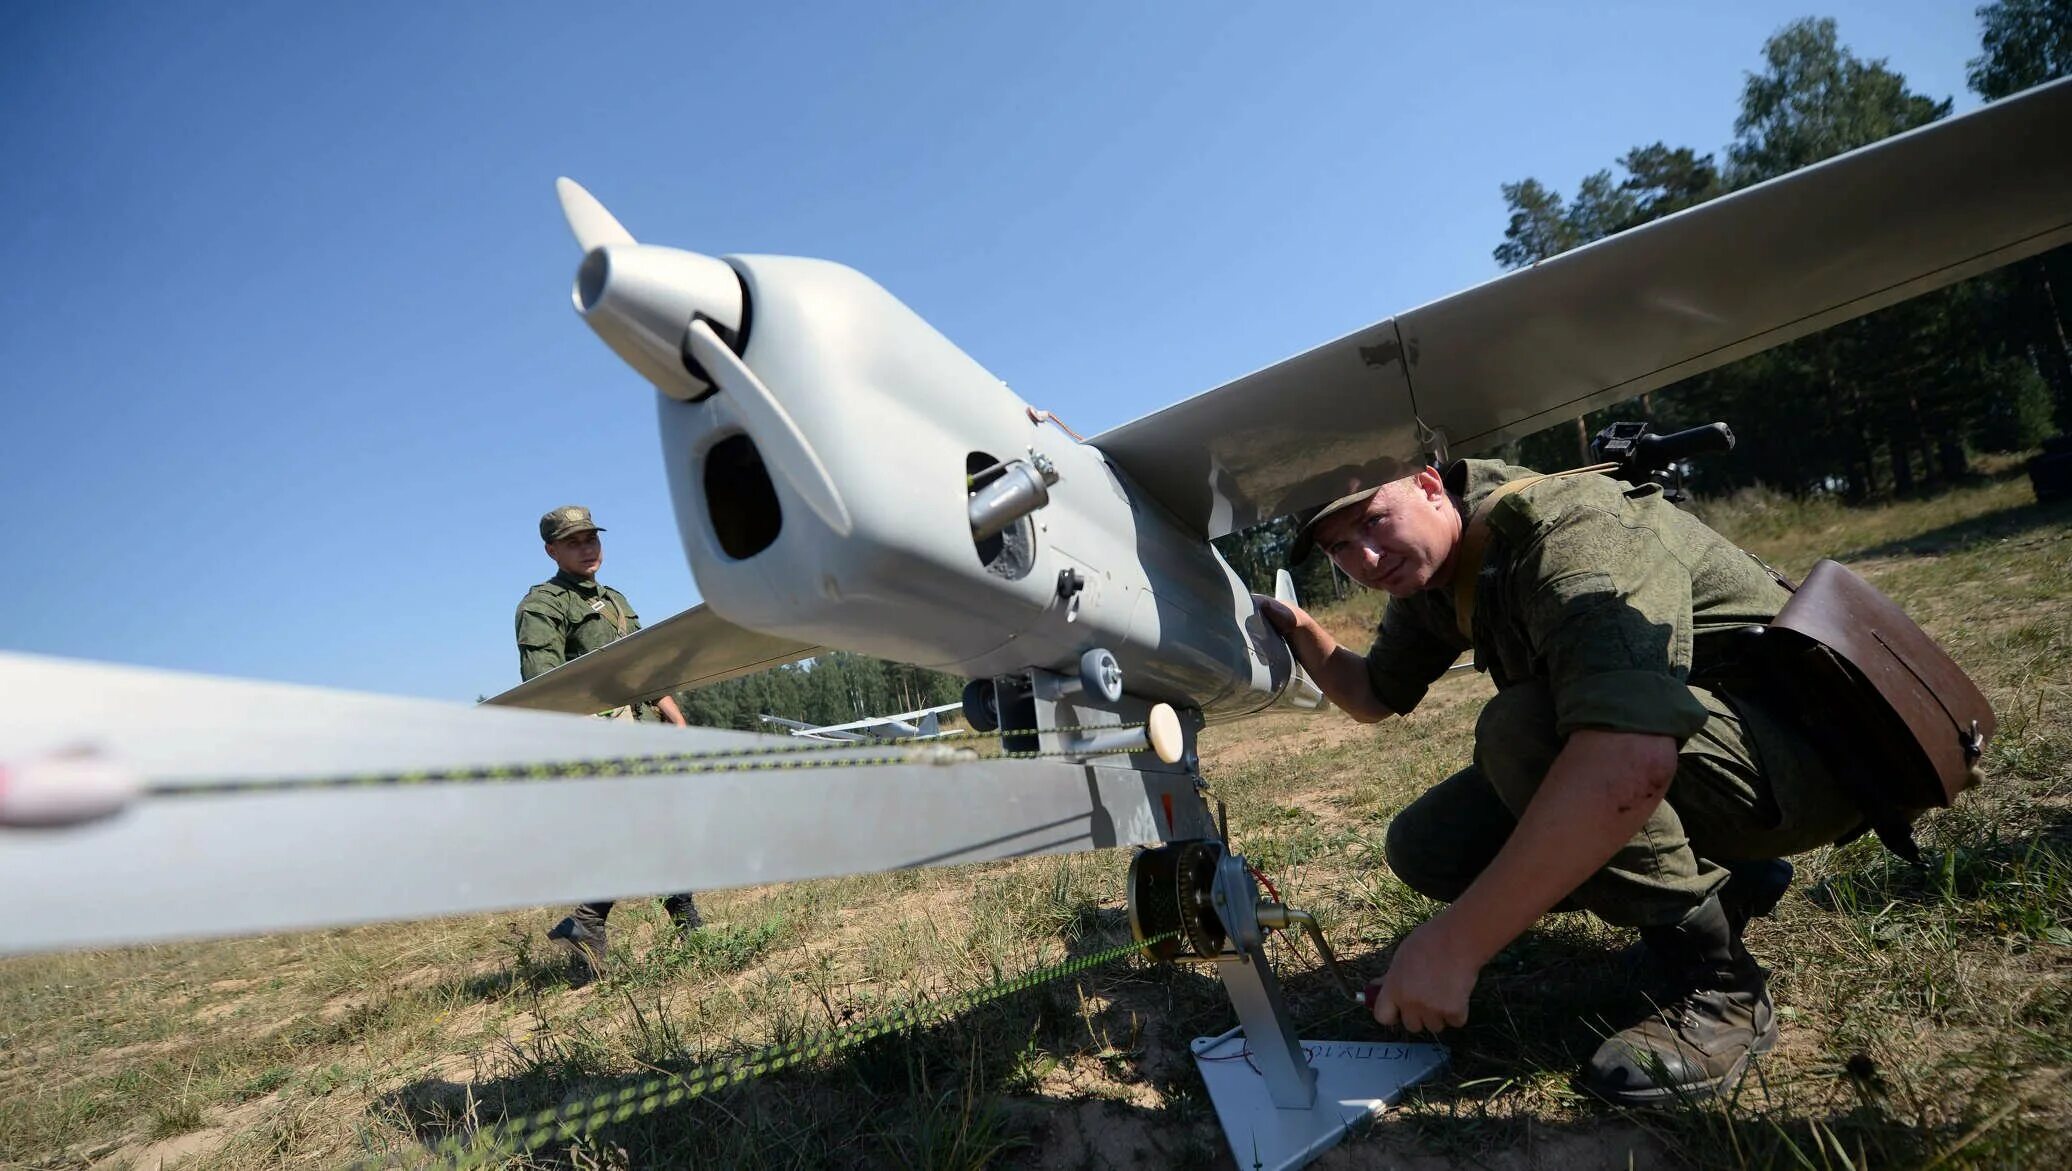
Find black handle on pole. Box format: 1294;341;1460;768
1631;422;1735;472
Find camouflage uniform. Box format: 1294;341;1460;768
515;570;662;722
1304;459;1876;1103
1369;460;1864;928
520;506;699;951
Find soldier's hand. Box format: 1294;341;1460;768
1252;594;1310;638
1368;916;1477;1034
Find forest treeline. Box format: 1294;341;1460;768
672;651;964;732
1221;2;2072;600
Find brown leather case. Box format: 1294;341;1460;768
1766;560;1992;855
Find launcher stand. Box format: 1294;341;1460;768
1193;946;1447;1171
1130;839;1447;1171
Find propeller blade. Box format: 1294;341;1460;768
684;318;855;538
556;177;636;251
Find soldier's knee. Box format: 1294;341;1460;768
1384;808;1457;903
1474;679;1559;746
1473;681;1563;807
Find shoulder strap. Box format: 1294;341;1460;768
1450;463;1618;642
600;590;630;637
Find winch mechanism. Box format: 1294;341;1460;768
1127;837;1353;993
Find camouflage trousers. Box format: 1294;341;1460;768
574;893;700;927
1383;678;1865;929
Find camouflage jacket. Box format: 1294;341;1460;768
515;571;658;720
1364;459;1790;744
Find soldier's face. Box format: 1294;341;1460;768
1317;469;1460;598
547;531;604;578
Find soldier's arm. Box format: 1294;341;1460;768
1456;729;1678;948
1374;728;1678;1032
1500;494;1709;739
1256;596;1395;723
515;602;569;683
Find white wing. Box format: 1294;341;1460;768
1094;78;2072;537
757;713;872;741
485;603;820;714
793;701;963;739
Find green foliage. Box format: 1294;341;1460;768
236;1065;294;1101
615;913;792;988
677;914;790;973
1211;512;1344;601
1566;169;1639;243
1969;0;2072;98
674;650;963;730
967;855;1113;951
1495;147;1722;270
1492;178;1579;269
879;1074;1028;1171
1726;17;1950;184
148;1096;208;1139
1618;142;1724;220
1970;357;2056;452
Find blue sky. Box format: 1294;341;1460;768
0;1;1987;701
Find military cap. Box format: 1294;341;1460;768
1286;486;1385;567
540;505;606;543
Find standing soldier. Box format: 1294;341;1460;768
518;505;703;970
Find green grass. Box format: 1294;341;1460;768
145;1095;207;1140
1;462;2066;1168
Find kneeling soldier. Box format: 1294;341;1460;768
1260;460;1863;1103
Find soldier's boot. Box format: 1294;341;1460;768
546;907;610;974
662;893;704;934
1621;858;1792;982
1720;858;1794;935
1581;895;1778;1105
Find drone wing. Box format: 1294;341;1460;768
1093;78;2072;538
796;702;964;739
759;713;868;740
485;603;820;714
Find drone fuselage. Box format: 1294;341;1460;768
589;249;1309;720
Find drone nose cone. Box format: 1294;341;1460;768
573;243;745;401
